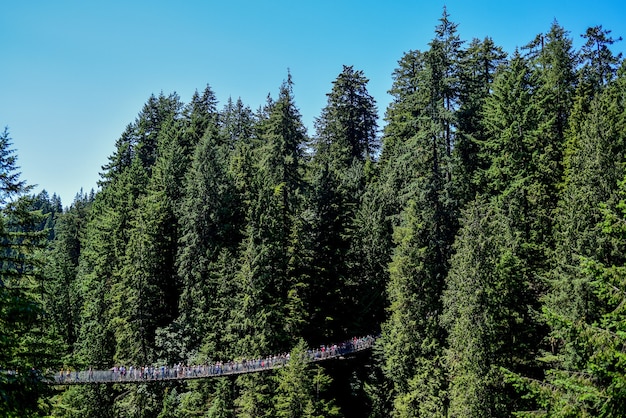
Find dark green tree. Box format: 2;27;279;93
579;25;623;90
43;191;92;359
273;340;341;418
313;65;379;163
480;50;547;372
304;65;379;341
379;9;464;415
0;128;58;416
443;198;522;417
520;60;626;418
455;36;506;201
548;59;626;364
175;121;243;361
231;73;307;355
220;96;255;151
134;92;183;172
380;200;448;417
513;166;626;417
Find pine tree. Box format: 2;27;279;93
381;201;448;417
0;128;58;416
175;118;243;361
43;191;92;358
515;165;626;417
135;92;183;172
523;60;626;417
220;97;255;151
443;198;522;417
380;48;428;171
455;37;506;202
379;9;464;415
304;65;379;341
579;25;623;90
232;73;307;355
313;65;379;163
480;48;546;386
549;59;626;357
71;101;164;414
273;339;341;418
235;373;275;418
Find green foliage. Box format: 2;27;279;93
305;65;381;342
313;65;379;162
0;128;61;417
273;339;341;418
19;12;626;418
43;191;92;362
235;373;274;418
443;198;522;417
454;36;507;202
229;74;308;356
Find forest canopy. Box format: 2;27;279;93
2;9;626;418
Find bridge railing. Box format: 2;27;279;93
48;335;376;385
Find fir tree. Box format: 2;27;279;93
0;128;58;416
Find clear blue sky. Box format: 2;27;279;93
1;0;624;206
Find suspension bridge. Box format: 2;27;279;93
47;335;376;386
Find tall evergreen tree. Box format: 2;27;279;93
314;65;379;162
443;198;523;417
480;50;547;372
379;9;464;415
175;122;242;361
515;162;626;417
528;60;626;417
579;25;623;90
43;191;92;358
0;128;58;416
273;339;341;418
135;92;183;172
305;65;379;341
455;37;507;201
232;73;307;356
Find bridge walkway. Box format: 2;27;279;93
49;336;375;386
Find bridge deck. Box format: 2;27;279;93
48;337;375;386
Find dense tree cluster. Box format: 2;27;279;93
1;8;625;417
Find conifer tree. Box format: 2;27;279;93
175;117;242;361
235;373;275;418
231;75;308;414
455;37;506;201
314;65;379;163
43;191;92;357
0;128;57;416
135;92;183;172
379;9;464;415
530;60;626;417
273;340;341;418
579;25;623;90
480;49;547;381
220;97;255;151
184;85;219;148
443;198;522;417
381;201;448;417
232;73;307;355
380;48;428;170
306;65;379;341
516;162;626;417
71;93;176;414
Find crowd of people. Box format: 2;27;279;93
54;335;376;384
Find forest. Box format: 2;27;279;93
1;9;626;417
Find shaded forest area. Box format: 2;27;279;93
2;9;626;417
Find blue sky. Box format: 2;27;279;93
1;0;625;206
